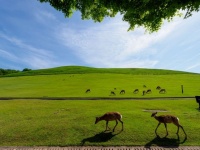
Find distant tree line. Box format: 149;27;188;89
0;68;32;76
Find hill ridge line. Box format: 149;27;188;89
2;66;196;77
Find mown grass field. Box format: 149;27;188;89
0;99;199;146
0;73;200;97
0;66;200;146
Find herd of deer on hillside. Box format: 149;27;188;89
95;111;187;138
86;85;167;96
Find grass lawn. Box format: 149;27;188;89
0;99;199;146
0;73;200;97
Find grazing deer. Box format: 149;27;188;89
151;112;187;137
120;90;125;94
156;86;161;90
110;91;116;95
85;89;90;93
95;112;123;132
133;89;139;94
159;89;166;93
146;89;152;94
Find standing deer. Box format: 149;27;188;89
142;90;146;96
95;112;123;132
151;112;187;137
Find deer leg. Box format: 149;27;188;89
164;123;168;137
174;121;187;137
113;120;118;132
155;122;161;135
119;120;124;131
105;121;109;132
179;125;187;137
176;125;180;134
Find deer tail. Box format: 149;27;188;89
177;117;179;121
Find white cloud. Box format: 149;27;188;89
186;63;200;71
57;15;180;68
22;55;59;69
0;33;58;69
0;33;52;57
0;48;18;61
34;10;56;24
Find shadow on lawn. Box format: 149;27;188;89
81;131;122;145
195;108;200;112
145;135;187;148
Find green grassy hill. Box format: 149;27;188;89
0;66;200;146
0;66;199;98
1;66;196;77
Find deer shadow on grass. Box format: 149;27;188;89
81;131;122;145
195;108;200;112
145;135;187;149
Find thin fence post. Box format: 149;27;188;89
181;85;184;94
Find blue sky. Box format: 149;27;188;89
0;0;200;73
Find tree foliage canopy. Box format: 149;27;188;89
39;0;200;32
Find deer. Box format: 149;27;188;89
156;86;161;90
142;90;146;96
146;89;152;94
120;90;125;94
159;89;166;94
110;91;116;96
151;112;187;137
95;112;123;132
85;89;90;93
133;89;139;94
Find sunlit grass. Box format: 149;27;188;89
0;99;199;146
0;67;199;146
2;66;193;77
0;74;199;97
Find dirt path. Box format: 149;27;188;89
0;146;200;150
0;96;195;100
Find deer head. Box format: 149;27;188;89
151;112;157;117
95;117;100;124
